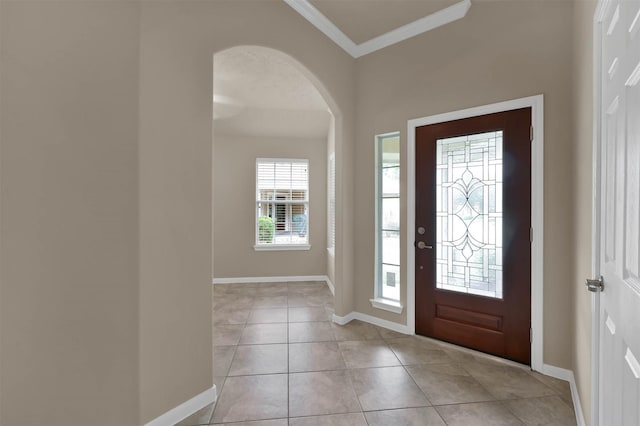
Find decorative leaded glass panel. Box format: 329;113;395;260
436;131;503;299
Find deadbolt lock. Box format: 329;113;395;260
585;276;604;293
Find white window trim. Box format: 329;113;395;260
255;158;310;251
254;244;311;251
374;131;402;309
407;95;544;372
370;297;404;314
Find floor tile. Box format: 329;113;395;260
289;321;335;343
211;374;288;423
247;308;287;324
214;295;255;310
213;324;244;346
175;403;213;425
214;307;250;325
289;342;346;372
288;294;328;307
530;372;573;399
289;370;361;417
288;281;329;293
376;326;412;340
214;284;255;295
338;340;401;368
288;413;367;426
239;323;287;345
406;363;495;405
218;420;287;426
228;344;287;376
289;306;330;322
364;407;446;426
213;345;236;377
442;346;479;364
252;296;288;309
331;320;381;341
505;396;577;425
463;359;557;399
253;283;289;296
210;280;577;426
435;401;524;426
388;337;452;365
349;366;430;411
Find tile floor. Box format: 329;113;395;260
177;281;577;426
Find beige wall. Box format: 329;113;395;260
1;1;140;424
138;1;355;421
354;1;576;367
213;134;328;278
1;0;356;424
2;0;596;423
572;0;596;423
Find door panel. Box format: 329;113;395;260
415;108;531;365
598;1;640;424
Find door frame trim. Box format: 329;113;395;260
591;2;607;424
406;95;544;371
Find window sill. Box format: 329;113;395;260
370;298;404;314
254;244;311;251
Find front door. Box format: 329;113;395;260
415;108;532;365
596;1;640;424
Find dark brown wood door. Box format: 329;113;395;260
415;108;531;365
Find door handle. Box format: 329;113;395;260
416;241;433;250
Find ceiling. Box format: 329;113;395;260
285;0;471;58
309;0;461;44
213;46;330;139
213;1;472;138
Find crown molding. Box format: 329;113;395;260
283;0;359;57
284;0;472;58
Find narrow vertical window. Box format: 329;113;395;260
373;132;402;312
255;159;310;250
328;152;336;251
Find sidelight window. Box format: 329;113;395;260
373;132;402;312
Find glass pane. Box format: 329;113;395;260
382;166;400;196
257;202;275;244
382;230;400;266
382;135;400;167
382;198;400;230
275;203;308;245
381;264;400;301
435;130;503;299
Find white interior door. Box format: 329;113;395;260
597;1;640;425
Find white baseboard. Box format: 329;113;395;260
332;311;412;335
325;277;335;295
144;385;216;426
213;275;329;285
542;364;585;426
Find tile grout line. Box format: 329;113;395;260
286;288;290;422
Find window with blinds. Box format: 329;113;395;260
256;159;309;247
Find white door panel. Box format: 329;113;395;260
598;1;640;425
